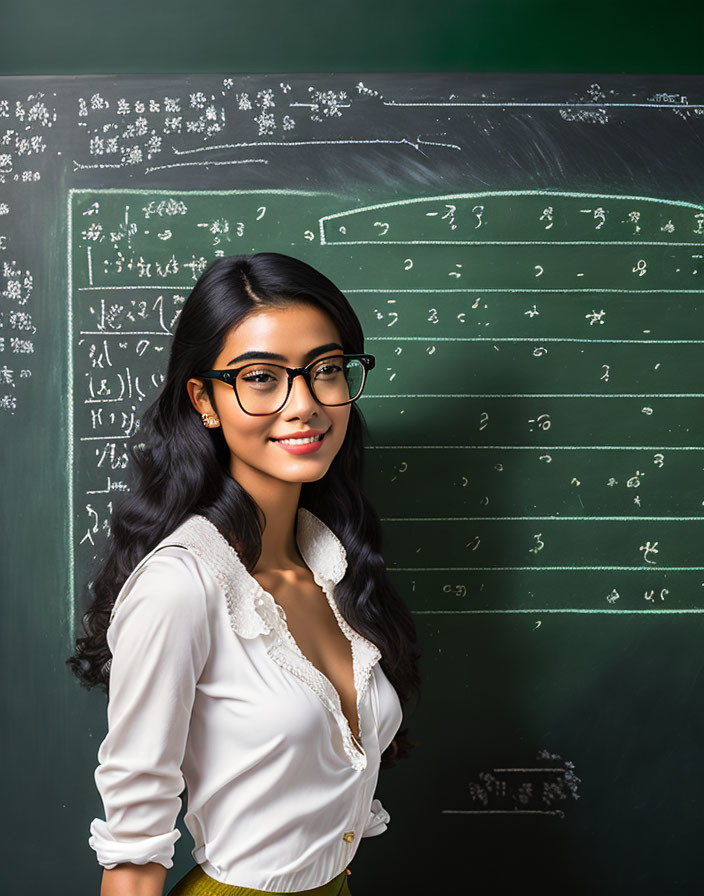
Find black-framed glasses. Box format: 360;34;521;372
194;353;375;416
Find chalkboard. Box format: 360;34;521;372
2;73;704;894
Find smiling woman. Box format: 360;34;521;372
186;304;355;490
67;252;422;896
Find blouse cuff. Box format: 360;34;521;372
89;817;181;870
361;797;391;838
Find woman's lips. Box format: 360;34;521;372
270;428;328;440
269;430;328;455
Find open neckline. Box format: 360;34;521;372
182;510;381;770
238;537;367;758
254;577;366;756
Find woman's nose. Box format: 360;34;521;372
285;371;320;411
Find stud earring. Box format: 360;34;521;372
201;413;220;428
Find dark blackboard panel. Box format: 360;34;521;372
1;73;703;893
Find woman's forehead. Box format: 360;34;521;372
218;305;342;362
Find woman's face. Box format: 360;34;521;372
187;303;352;489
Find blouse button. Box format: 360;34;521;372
256;597;264;606
342;831;355;843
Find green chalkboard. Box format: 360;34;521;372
2;73;704;894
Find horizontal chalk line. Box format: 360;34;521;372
394;565;703;571
77;331;704;345
412;609;704;614
364;392;704;398
381;516;704;521
367;336;704;344
344;287;704;294
322;239;704;246
441;809;566;815
76;286;704;294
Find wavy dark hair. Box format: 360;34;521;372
66;251;422;768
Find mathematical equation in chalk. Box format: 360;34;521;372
322;194;704;243
69;190;704;612
69;77;704;178
0;87;54;417
443;750;581;819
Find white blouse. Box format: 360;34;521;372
89;506;404;891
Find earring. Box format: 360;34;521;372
201;412;220;428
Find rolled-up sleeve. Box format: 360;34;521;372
89;547;211;870
361;797;391;838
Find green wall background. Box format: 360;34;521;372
1;0;702;76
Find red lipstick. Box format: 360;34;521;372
269;428;329;455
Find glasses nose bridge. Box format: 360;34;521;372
285;364;318;405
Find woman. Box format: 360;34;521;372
67;252;422;896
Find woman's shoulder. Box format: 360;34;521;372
154;513;270;641
108;544;209;628
108;513;268;641
117;514;222;591
104;542;215;674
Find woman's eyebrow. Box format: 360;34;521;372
227;342;343;366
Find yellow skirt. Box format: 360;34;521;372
165;864;352;896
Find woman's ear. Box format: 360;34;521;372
186;377;216;416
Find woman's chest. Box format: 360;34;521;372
192;554;402;769
253;571;361;742
195;624;380;770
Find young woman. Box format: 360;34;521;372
68;252;422;896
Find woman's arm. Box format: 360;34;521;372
89;549;211;879
99;862;168;896
99;862;167;896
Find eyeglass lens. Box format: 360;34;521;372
236;356;365;414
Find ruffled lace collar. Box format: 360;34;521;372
165;507;345;636
163;506;382;771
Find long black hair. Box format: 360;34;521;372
66;252;422;768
